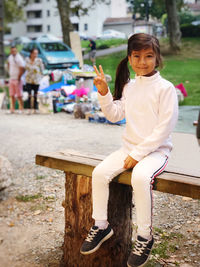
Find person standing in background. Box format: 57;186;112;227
25;48;44;114
88;39;96;65
7;46;25;114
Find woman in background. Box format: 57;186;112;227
25;48;44;114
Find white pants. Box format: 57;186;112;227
92;149;168;237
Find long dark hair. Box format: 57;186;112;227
113;33;162;100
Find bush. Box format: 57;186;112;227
181;24;200;37
179;11;196;25
97;44;109;50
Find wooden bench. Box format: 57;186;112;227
36;150;200;266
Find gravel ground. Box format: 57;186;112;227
0;111;199;267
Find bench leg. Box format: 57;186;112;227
62;171;132;267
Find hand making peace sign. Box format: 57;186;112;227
93;65;109;96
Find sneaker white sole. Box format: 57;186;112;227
80;229;114;255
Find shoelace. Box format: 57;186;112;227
132;239;148;256
85;227;100;242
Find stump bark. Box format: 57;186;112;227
63;171;132;267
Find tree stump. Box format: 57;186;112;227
63;171;132;267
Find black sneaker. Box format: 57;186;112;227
80;225;114;255
127;235;154;267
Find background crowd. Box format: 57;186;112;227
7;46;44;114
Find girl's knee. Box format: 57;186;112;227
92;165;110;185
93;165;105;179
131;165;150;188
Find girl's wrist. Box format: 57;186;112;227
99;87;108;96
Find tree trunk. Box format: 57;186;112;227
165;0;181;52
56;0;73;46
62;172;132;267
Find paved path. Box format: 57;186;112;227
83;44;127;59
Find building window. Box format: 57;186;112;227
27;10;42;19
73;23;79;31
47;10;50;17
27;25;43;33
84;23;88;31
4;26;11;34
47;25;51;32
34;0;41;3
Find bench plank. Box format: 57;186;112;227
36;150;200;199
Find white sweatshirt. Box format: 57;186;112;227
98;72;179;161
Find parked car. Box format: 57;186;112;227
97;29;126;40
20;35;79;70
11;36;31;46
78;32;89;40
3;39;11;46
191;20;200;26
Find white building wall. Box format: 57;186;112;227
8;0;127;40
110;0;127;17
78;0;127;37
10;0;62;39
40;2;62;38
79;2;110;37
10;21;26;39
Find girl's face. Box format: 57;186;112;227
128;48;157;77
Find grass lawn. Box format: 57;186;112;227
161;58;200;105
85;38;200;106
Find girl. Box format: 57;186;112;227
25;48;44;114
80;33;178;267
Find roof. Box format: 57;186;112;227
104;17;133;25
104;17;154;26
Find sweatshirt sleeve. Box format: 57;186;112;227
98;90;125;123
129;84;178;161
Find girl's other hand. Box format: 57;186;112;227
93;65;108;96
124;155;138;169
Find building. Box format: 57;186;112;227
184;0;200;15
7;0;128;40
103;17;133;37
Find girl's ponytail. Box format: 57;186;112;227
113;56;130;100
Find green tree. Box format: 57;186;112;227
151;0;166;20
128;0;185;20
179;11;196;25
128;0;183;51
165;0;182;52
4;0;24;27
129;0;166;20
